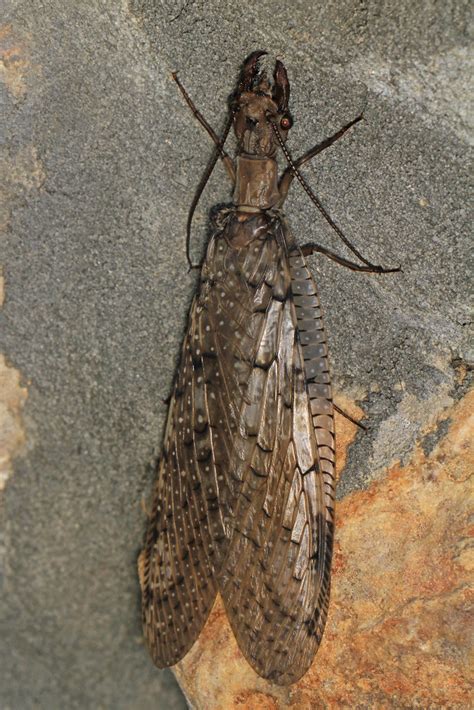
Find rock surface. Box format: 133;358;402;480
0;0;471;708
174;392;473;708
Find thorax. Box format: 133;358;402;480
233;155;281;210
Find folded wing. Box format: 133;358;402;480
218;231;336;684
140;217;279;666
140;215;335;682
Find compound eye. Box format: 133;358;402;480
280;115;293;130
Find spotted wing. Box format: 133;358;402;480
139;296;222;666
139;236;247;665
218;234;336;685
140;214;335;678
139;218;275;667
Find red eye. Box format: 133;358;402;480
280;115;292;130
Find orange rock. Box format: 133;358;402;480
173;391;473;709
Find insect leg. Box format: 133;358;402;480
333;403;367;431
300;242;401;274
172;72;235;182
279;114;363;200
272;121;400;272
173;73;236;269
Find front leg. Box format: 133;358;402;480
173;72;236;183
270;119;399;271
300;242;400;274
173;72;237;268
279;114;363;201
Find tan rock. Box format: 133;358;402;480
0;24;32;100
172;391;473;709
0;353;28;491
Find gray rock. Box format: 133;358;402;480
0;0;471;706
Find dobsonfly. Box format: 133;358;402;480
138;51;398;685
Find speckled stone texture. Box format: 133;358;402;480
0;1;471;708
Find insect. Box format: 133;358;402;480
138;51;398;685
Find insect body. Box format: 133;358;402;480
139;52;397;685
